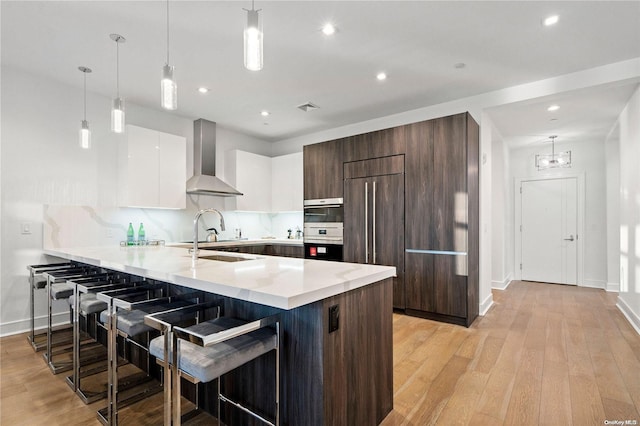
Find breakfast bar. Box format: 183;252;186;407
44;244;396;425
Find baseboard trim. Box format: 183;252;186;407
582;279;606;289
491;274;512;290
0;312;68;338
480;294;494;316
616;297;640;336
606;282;620;292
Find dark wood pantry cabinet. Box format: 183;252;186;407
404;114;479;326
303;112;479;327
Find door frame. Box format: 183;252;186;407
514;173;585;285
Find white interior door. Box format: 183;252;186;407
521;178;577;285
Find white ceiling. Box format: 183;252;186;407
2;1;640;144
487;81;639;149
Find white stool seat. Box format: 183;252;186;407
149;317;277;383
50;283;73;300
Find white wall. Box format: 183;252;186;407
614;85;640;333
509;138;608;288
479;113;494;314
491;125;513;290
606;123;621;292
0;65;273;335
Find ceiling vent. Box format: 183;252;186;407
297;102;320;112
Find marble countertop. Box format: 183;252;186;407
167;238;304;249
44;245;395;310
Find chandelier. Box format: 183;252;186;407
535;135;571;170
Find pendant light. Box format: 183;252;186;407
243;0;263;71
78;66;92;149
535;135;572;170
110;33;126;133
161;0;177;110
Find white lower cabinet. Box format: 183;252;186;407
118;125;186;209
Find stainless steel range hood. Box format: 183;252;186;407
186;119;243;196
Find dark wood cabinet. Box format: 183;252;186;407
265;244;304;258
343;127;406;162
344;156;405;309
304;112;479;327
210;244;304;258
303;138;344;200
404;113;479;326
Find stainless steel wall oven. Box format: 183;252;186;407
303;198;344;261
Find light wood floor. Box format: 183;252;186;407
382;281;640;426
1;281;639;425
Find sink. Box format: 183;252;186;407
197;254;254;262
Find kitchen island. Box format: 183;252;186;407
44;245;395;425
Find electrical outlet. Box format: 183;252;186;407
328;304;339;333
21;222;32;235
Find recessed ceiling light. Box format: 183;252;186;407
547;105;560;112
376;72;387;81
454;62;466;69
322;23;336;36
198;87;209;94
543;15;559;26
261;110;270;117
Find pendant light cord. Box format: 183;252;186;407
83;72;87;120
116;40;120;97
166;0;170;64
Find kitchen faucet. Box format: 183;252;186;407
192;208;226;264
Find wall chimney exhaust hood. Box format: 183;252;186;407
186;119;243;196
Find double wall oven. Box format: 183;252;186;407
303;198;344;261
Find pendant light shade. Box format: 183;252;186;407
244;1;263;71
161;0;177;110
111;97;125;134
161;65;177;110
110;33;126;133
78;66;92;149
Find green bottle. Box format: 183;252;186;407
138;223;146;243
127;223;135;245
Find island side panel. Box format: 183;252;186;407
323;278;394;425
216;296;326;426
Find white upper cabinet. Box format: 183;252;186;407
228;150;272;211
272;152;303;211
227;150;303;212
118;124;186;209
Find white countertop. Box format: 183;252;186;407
44;245;395;310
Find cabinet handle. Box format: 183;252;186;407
373;180;376;264
365;181;368;264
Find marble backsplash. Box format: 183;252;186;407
43;205;303;249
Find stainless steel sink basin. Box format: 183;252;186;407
197;254;253;262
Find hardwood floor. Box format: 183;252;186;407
1;281;639;425
383;281;640;426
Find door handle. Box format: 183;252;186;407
373;181;376;264
364;181;368;264
564;235;575;241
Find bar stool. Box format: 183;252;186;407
166;313;281;426
43;266;107;373
145;301;222;425
26;262;74;352
96;285;200;425
67;275;143;403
